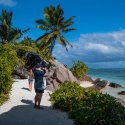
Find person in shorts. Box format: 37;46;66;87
27;69;34;91
33;63;48;109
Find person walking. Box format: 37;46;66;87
27;69;33;91
33;63;48;109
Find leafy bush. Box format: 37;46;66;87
37;48;53;62
15;43;53;62
19;37;34;47
51;81;86;112
0;44;18;94
71;90;125;125
70;60;88;80
0;94;9;105
51;81;125;125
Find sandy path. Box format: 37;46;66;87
80;81;94;88
0;79;74;125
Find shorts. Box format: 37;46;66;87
28;79;33;83
35;88;44;93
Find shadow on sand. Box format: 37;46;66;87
21;87;30;91
0;99;74;125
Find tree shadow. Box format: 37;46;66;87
0;99;74;125
21;87;30;91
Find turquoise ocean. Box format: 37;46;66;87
87;68;125;101
88;68;125;87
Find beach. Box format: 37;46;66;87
0;79;125;125
80;81;94;88
0;79;74;125
101;84;125;107
80;79;125;107
88;68;125;106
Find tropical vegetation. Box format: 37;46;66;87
0;44;18;105
70;60;88;80
0;9;29;44
35;5;76;53
0;5;125;125
51;81;125;125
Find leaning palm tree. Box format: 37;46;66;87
0;9;29;43
35;5;76;54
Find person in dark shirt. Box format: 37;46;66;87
33;63;48;109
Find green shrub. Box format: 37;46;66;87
15;44;53;62
51;81;86;112
70;60;88;80
19;37;34;47
37;48;53;62
51;81;125;125
0;94;9;105
120;122;125;125
71;90;125;125
0;44;18;94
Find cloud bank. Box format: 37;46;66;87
53;29;125;68
0;0;17;7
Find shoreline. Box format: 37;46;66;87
100;84;125;107
80;80;125;107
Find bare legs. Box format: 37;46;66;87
34;93;43;109
29;82;32;91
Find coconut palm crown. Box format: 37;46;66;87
35;5;76;53
0;9;30;43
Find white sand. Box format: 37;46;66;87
80;81;125;107
0;79;74;125
80;81;94;88
101;85;125;107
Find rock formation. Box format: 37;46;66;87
46;60;79;91
109;82;122;88
91;78;108;90
12;63;28;79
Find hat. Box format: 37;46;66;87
41;61;47;67
35;63;41;68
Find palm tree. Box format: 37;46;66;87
0;9;29;43
35;5;76;54
19;37;34;46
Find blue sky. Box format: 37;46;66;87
1;0;125;68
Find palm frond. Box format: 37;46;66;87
36;31;59;49
61;22;74;28
8;28;22;42
62;28;76;33
57;36;66;47
36;25;50;30
35;5;76;53
36;33;49;43
61;36;73;47
65;16;75;23
22;28;30;33
35;19;51;28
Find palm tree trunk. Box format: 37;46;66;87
49;37;56;54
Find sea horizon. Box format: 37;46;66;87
87;68;125;87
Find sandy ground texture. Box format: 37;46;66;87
0;79;74;125
80;81;94;88
101;85;125;107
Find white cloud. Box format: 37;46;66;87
0;0;17;7
84;43;118;54
53;29;125;68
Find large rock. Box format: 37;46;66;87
118;91;125;95
91;78;108;90
12;63;28;79
109;82;122;88
93;78;101;84
80;74;93;82
95;80;108;90
46;60;79;91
